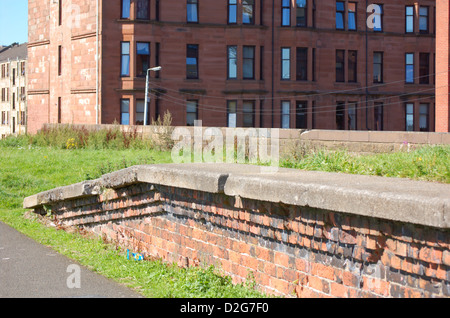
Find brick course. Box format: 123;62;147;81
38;181;450;298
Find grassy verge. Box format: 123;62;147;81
281;145;450;184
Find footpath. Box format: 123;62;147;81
0;222;142;298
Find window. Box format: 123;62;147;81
58;97;62;124
136;100;145;125
336;50;345;82
120;99;130;125
155;0;160;21
136;0;150;20
260;46;264;80
187;0;198;23
243;46;255;80
336;1;345;30
296;101;307;129
19;111;26;125
155;42;160;78
282;0;291;26
20;87;26;101
154;95;160;122
121;0;131;19
348;2;357;31
121;42;130;77
312;48;316;81
373;4;383;32
336;102;345;130
136;42;150;77
1;88;8;102
281;48;291;80
312;0;316;28
228;0;237;24
374;103;383;131
186;44;199;79
281;101;290;128
348;50;357;82
348;102;357;130
405;103;414;131
242;0;255;25
59;0;62;26
373;52;383;83
187;100;198;126
419;7;429;34
296;0;307;27
406;6;414;33
20;61;26;76
419;104;429;131
296;47;307;81
419;53;430;84
227;100;237;127
227;46;237;79
243;101;255;127
58;45;62;76
405;53;414;83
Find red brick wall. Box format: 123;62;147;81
436;0;450;132
44;182;450;298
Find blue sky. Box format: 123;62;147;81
0;0;28;46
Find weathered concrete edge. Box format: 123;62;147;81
23;164;450;229
224;176;450;229
23;164;229;210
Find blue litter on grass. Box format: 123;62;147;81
127;249;144;261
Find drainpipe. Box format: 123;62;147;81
96;0;99;125
365;0;369;130
271;0;274;128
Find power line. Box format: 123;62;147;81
147;68;448;102
148;85;442;115
149;88;446;116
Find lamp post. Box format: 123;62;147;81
144;66;162;126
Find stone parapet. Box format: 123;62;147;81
23;164;450;298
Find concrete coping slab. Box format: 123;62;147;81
23;163;450;229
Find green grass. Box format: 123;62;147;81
281;145;450;184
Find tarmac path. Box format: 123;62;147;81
0;222;143;298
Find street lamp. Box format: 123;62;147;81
144;66;162;126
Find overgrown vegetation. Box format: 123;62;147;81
281;143;450;184
4;112;175;152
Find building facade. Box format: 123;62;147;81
27;0;438;133
436;0;450;133
0;43;27;138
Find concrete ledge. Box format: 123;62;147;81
223;167;450;229
23;163;450;229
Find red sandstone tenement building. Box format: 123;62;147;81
435;0;450;133
27;0;444;133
